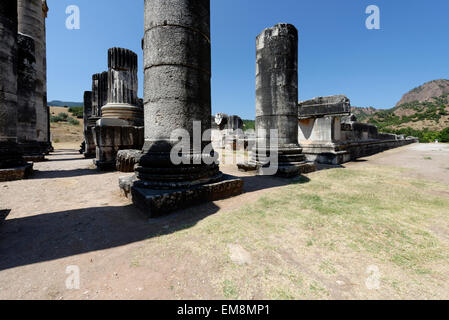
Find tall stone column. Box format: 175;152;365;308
94;48;144;170
137;0;218;187
81;91;92;155
119;0;243;217
101;48;143;126
239;23;315;177
17;0;49;153
0;0;32;181
16;33;44;161
92;72;108;117
42;0;50;152
84;72;107;158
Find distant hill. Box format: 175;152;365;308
355;80;449;142
367;94;449;132
396;79;449;107
48;100;83;107
351;106;379;122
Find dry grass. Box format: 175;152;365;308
129;165;449;299
49;106;84;146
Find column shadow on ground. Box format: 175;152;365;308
0;171;313;271
0;202;220;271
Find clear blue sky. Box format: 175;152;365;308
47;0;449;119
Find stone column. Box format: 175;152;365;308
119;0;243;217
42;0;51;152
239;23;315;176
91;72;108;117
94;48;144;170
17;0;49;153
16;33;44;161
136;0;219;188
101;48;143;126
84;72;107;158
81;91;92;154
0;0;32;181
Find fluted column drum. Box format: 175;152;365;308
101;48;143;125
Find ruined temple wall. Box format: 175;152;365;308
298;116;342;144
340;122;379;142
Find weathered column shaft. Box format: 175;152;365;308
255;23;299;148
17;33;37;143
83;91;93;134
91;72;108;117
42;1;49;145
239;23;315;177
0;0;29;174
0;0;19;144
107;47;138;105
101;48;142;125
17;0;48;144
134;0;219;188
118;0;243;216
143;0;212;151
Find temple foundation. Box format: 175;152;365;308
298;95;418;164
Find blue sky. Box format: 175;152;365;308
47;0;449;119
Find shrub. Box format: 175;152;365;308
243;120;255;130
440;127;449;143
58;112;69;121
68;117;80;126
68;106;84;119
50;116;61;123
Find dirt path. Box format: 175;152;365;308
345;143;449;184
0;149;292;299
0;143;447;299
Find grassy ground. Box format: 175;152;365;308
130;165;449;299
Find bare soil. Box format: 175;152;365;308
0;143;448;300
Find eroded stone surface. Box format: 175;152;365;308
118;0;243;217
0;1;33;180
119;174;243;218
240;23;315;177
17;0;50;152
297;95;418;164
116;149;142;173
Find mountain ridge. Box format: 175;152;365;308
48;100;83;107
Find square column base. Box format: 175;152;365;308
0;163;33;182
93;119;144;171
119;174;244;218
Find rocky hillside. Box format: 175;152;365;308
352;80;449;142
396;79;449;106
350;106;379;122
368;94;449;132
